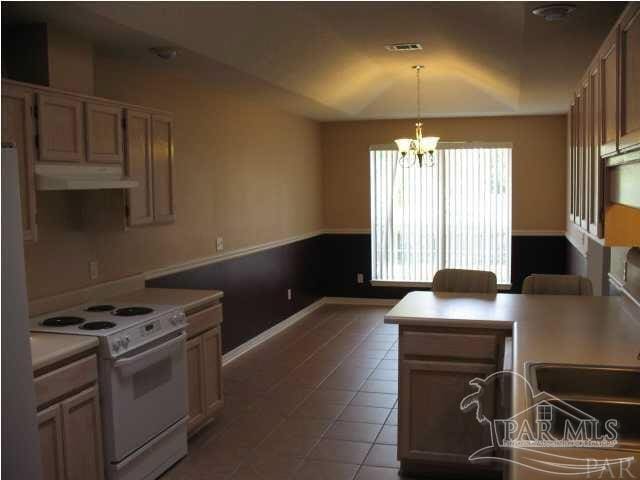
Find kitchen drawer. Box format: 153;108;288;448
34;355;98;408
400;330;497;361
186;303;223;339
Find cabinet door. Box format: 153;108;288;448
619;5;640;152
151;114;175;223
575;89;585;226
580;76;593;230
600;27;619;157
568;101;577;223
124;110;154;226
589;66;604;238
186;336;206;434
398;360;496;465
1;84;38;241
61;386;104;480
203;327;224;417
573;94;581;225
37;404;65;480
86;102;123;164
37;93;85;163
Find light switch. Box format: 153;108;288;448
216;237;224;252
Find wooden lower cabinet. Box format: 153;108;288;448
61;386;104;480
186;336;207;432
202;328;224;416
399;360;496;465
186;304;224;436
35;355;104;480
397;326;504;477
37;405;65;480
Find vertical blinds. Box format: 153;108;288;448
370;145;512;285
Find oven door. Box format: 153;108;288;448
101;330;187;463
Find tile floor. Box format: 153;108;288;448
162;304;412;479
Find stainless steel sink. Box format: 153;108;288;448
528;363;640;401
527;363;640;448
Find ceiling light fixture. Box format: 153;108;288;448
149;46;178;60
395;65;439;168
531;4;576;21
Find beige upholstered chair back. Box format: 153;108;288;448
432;269;498;294
521;274;593;296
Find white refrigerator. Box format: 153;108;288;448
1;145;43;479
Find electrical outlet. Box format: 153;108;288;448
287;288;292;301
89;260;99;280
357;273;364;284
216;237;224;252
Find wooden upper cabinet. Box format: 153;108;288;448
589;65;604;238
1;83;38;241
619;4;640;152
575;89;585;225
37;92;85;163
151;114;176;223
579;82;589;229
124;110;154;226
86;102;123;164
569;100;578;223
600;26;619;157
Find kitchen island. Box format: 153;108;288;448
385;292;640;479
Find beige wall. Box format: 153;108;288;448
46;27;94;95
321;115;567;231
24;55;323;299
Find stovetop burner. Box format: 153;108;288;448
85;305;115;312
41;316;85;327
80;321;116;330
113;306;154;317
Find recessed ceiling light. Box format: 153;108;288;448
149;46;178;60
531;4;577;21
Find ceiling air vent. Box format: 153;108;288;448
385;43;423;52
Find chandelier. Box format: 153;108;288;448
395;65;439;167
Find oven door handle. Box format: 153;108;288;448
113;331;185;376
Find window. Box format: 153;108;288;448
370;144;512;286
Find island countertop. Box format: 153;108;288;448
385;291;640;479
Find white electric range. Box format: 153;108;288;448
32;302;188;480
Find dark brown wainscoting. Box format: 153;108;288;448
147;235;325;354
322;233;569;296
147;233;568;354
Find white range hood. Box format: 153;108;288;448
35;164;138;191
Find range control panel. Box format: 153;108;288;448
106;310;186;358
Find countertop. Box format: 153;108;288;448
30;333;98;372
109;288;223;314
30;288;223;372
385;291;640;479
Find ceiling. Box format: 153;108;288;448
2;1;626;121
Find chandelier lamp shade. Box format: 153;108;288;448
394;65;440;167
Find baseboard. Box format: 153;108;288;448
608;273;640;309
221;296;398;366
